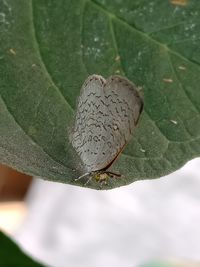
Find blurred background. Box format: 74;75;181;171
0;159;200;267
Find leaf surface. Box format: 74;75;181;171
0;231;44;266
0;0;200;189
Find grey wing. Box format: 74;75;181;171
71;74;108;173
95;75;143;170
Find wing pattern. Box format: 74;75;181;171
71;75;143;173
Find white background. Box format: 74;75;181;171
14;158;200;267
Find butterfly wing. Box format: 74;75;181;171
71;75;143;173
93;75;143;171
71;75;107;172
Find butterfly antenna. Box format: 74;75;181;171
75;172;90;181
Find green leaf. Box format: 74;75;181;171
0;0;200;189
0;231;44;266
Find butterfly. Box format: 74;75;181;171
71;75;143;185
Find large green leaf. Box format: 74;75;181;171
0;231;44;266
0;0;200;189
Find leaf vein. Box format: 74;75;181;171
90;0;200;69
31;0;74;112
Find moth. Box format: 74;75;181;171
71;75;143;185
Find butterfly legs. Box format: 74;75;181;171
74;171;121;187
